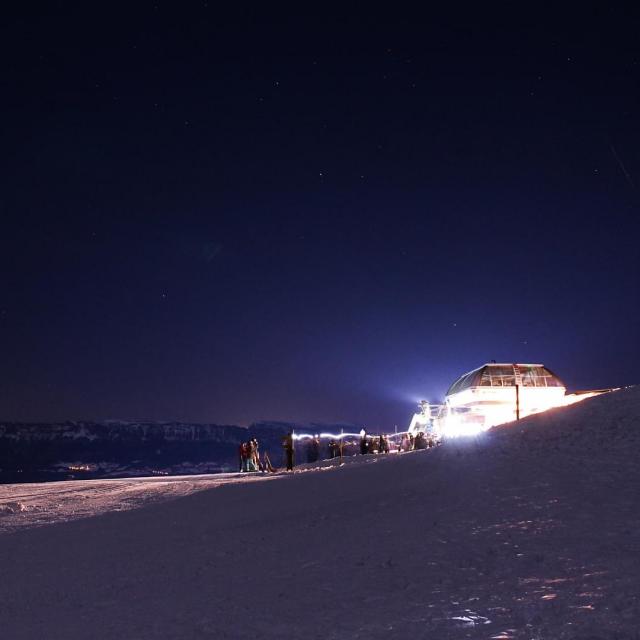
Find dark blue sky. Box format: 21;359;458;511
1;4;639;426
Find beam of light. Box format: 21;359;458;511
562;390;618;406
292;431;412;441
437;388;615;438
292;432;363;441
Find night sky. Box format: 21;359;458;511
2;5;639;427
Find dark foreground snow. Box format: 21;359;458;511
1;387;640;639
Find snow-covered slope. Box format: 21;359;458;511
1;387;639;639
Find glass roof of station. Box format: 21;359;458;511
446;363;564;396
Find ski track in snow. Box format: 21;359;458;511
1;386;640;639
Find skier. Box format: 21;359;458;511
360;429;368;455
240;442;249;471
246;440;256;471
283;431;295;471
307;435;320;463
252;438;260;470
238;442;245;472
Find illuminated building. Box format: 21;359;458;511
407;363;616;439
435;363;567;437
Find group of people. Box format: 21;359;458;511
238;429;438;475
306;429;436;463
401;431;435;450
238;438;276;473
357;430;438;455
359;432;391;455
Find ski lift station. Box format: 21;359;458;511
410;362;610;438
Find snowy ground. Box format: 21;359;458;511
0;471;273;534
1;386;639;639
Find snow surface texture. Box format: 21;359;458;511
0;473;272;534
1;386;639;639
